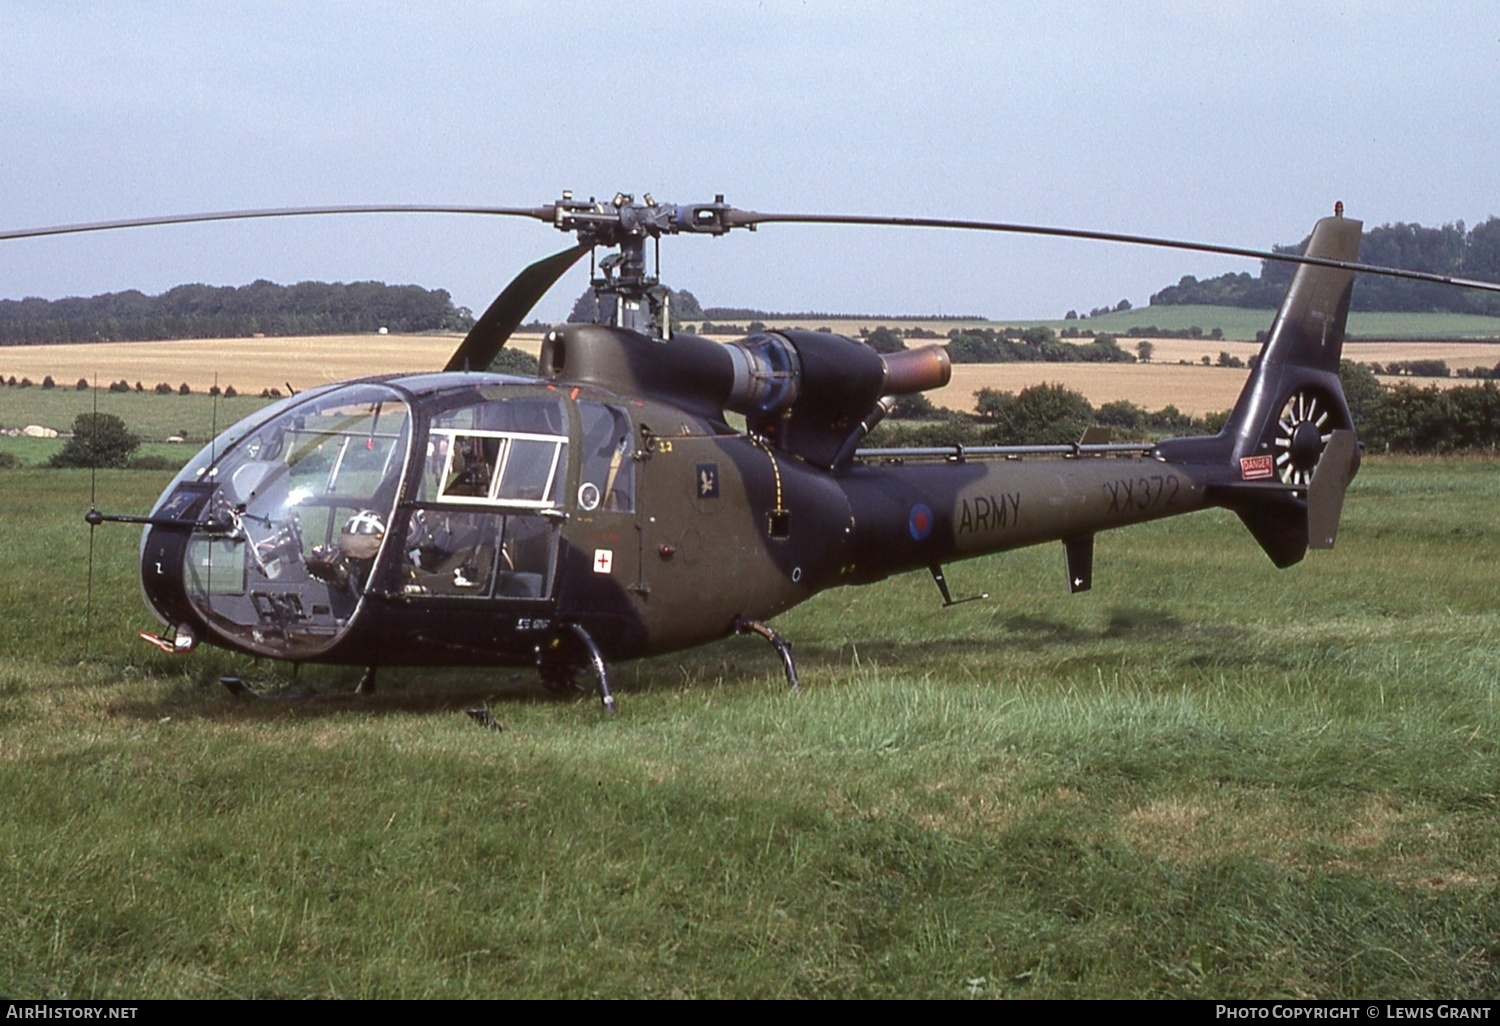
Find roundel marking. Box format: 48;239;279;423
908;503;934;541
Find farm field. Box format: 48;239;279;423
0;459;1497;998
4;327;1499;429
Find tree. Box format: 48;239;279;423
1135;340;1154;363
490;348;540;375
975;383;1094;444
888;392;941;420
670;289;704;319
48;413;140;468
567;289;600;323
1339;359;1384;436
864;326;906;354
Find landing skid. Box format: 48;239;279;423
733;616;800;692
536;622;618;715
218;675;310;701
219;665;380;701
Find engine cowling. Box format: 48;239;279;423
538;324;950;468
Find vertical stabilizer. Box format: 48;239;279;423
1155;211;1363;566
1218;213;1362;468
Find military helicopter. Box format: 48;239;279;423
9;194;1500;713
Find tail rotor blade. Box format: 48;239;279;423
444;243;590;373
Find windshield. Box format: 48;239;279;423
145;382;412;659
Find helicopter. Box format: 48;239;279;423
9;193;1500;713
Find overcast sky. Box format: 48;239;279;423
2;1;1497;322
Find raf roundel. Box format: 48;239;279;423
909;503;935;542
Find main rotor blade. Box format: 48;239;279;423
725;209;1500;295
444;243;591;373
0;204;555;242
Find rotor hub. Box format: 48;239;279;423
1289;420;1324;471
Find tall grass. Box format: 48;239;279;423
0;460;1496;997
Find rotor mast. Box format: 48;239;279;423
551;192;736;336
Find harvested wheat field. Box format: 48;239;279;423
2;332;1493;418
0;334;544;395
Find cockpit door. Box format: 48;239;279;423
555;401;642;616
394;395;571;604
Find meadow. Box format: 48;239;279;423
0;457;1496;998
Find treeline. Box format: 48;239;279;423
942;326;1136;364
870;383;1220;448
0;280;475;344
1150;218;1500;314
701;306;982;322
875;361;1500;455
1342;362;1500;452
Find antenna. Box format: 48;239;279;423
83;374;99;658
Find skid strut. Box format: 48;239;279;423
537;622;617;715
733;617;800;692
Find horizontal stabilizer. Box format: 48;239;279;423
1308;430;1358;549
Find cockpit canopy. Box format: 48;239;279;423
142;375;636;662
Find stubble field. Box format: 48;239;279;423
3;330;1497;429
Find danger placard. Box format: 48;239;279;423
1240;454;1274;480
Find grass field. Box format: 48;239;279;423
1;459;1497;998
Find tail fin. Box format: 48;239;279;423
1156;211;1363;566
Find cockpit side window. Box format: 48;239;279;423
421;397;569;507
577;402;635;513
428;430;566;508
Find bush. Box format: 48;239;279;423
47;413;140;469
178;383;192;395
864;326;907;354
0;451;21;470
41;376;55;389
490;348;540;376
154;382;173;395
75;378;89;391
976;383;1094;445
888;392;942;420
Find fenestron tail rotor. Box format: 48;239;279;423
1274;390;1334;486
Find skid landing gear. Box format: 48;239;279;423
536;622;617;715
733;617;799;692
220;664;379;700
219;675;309;701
